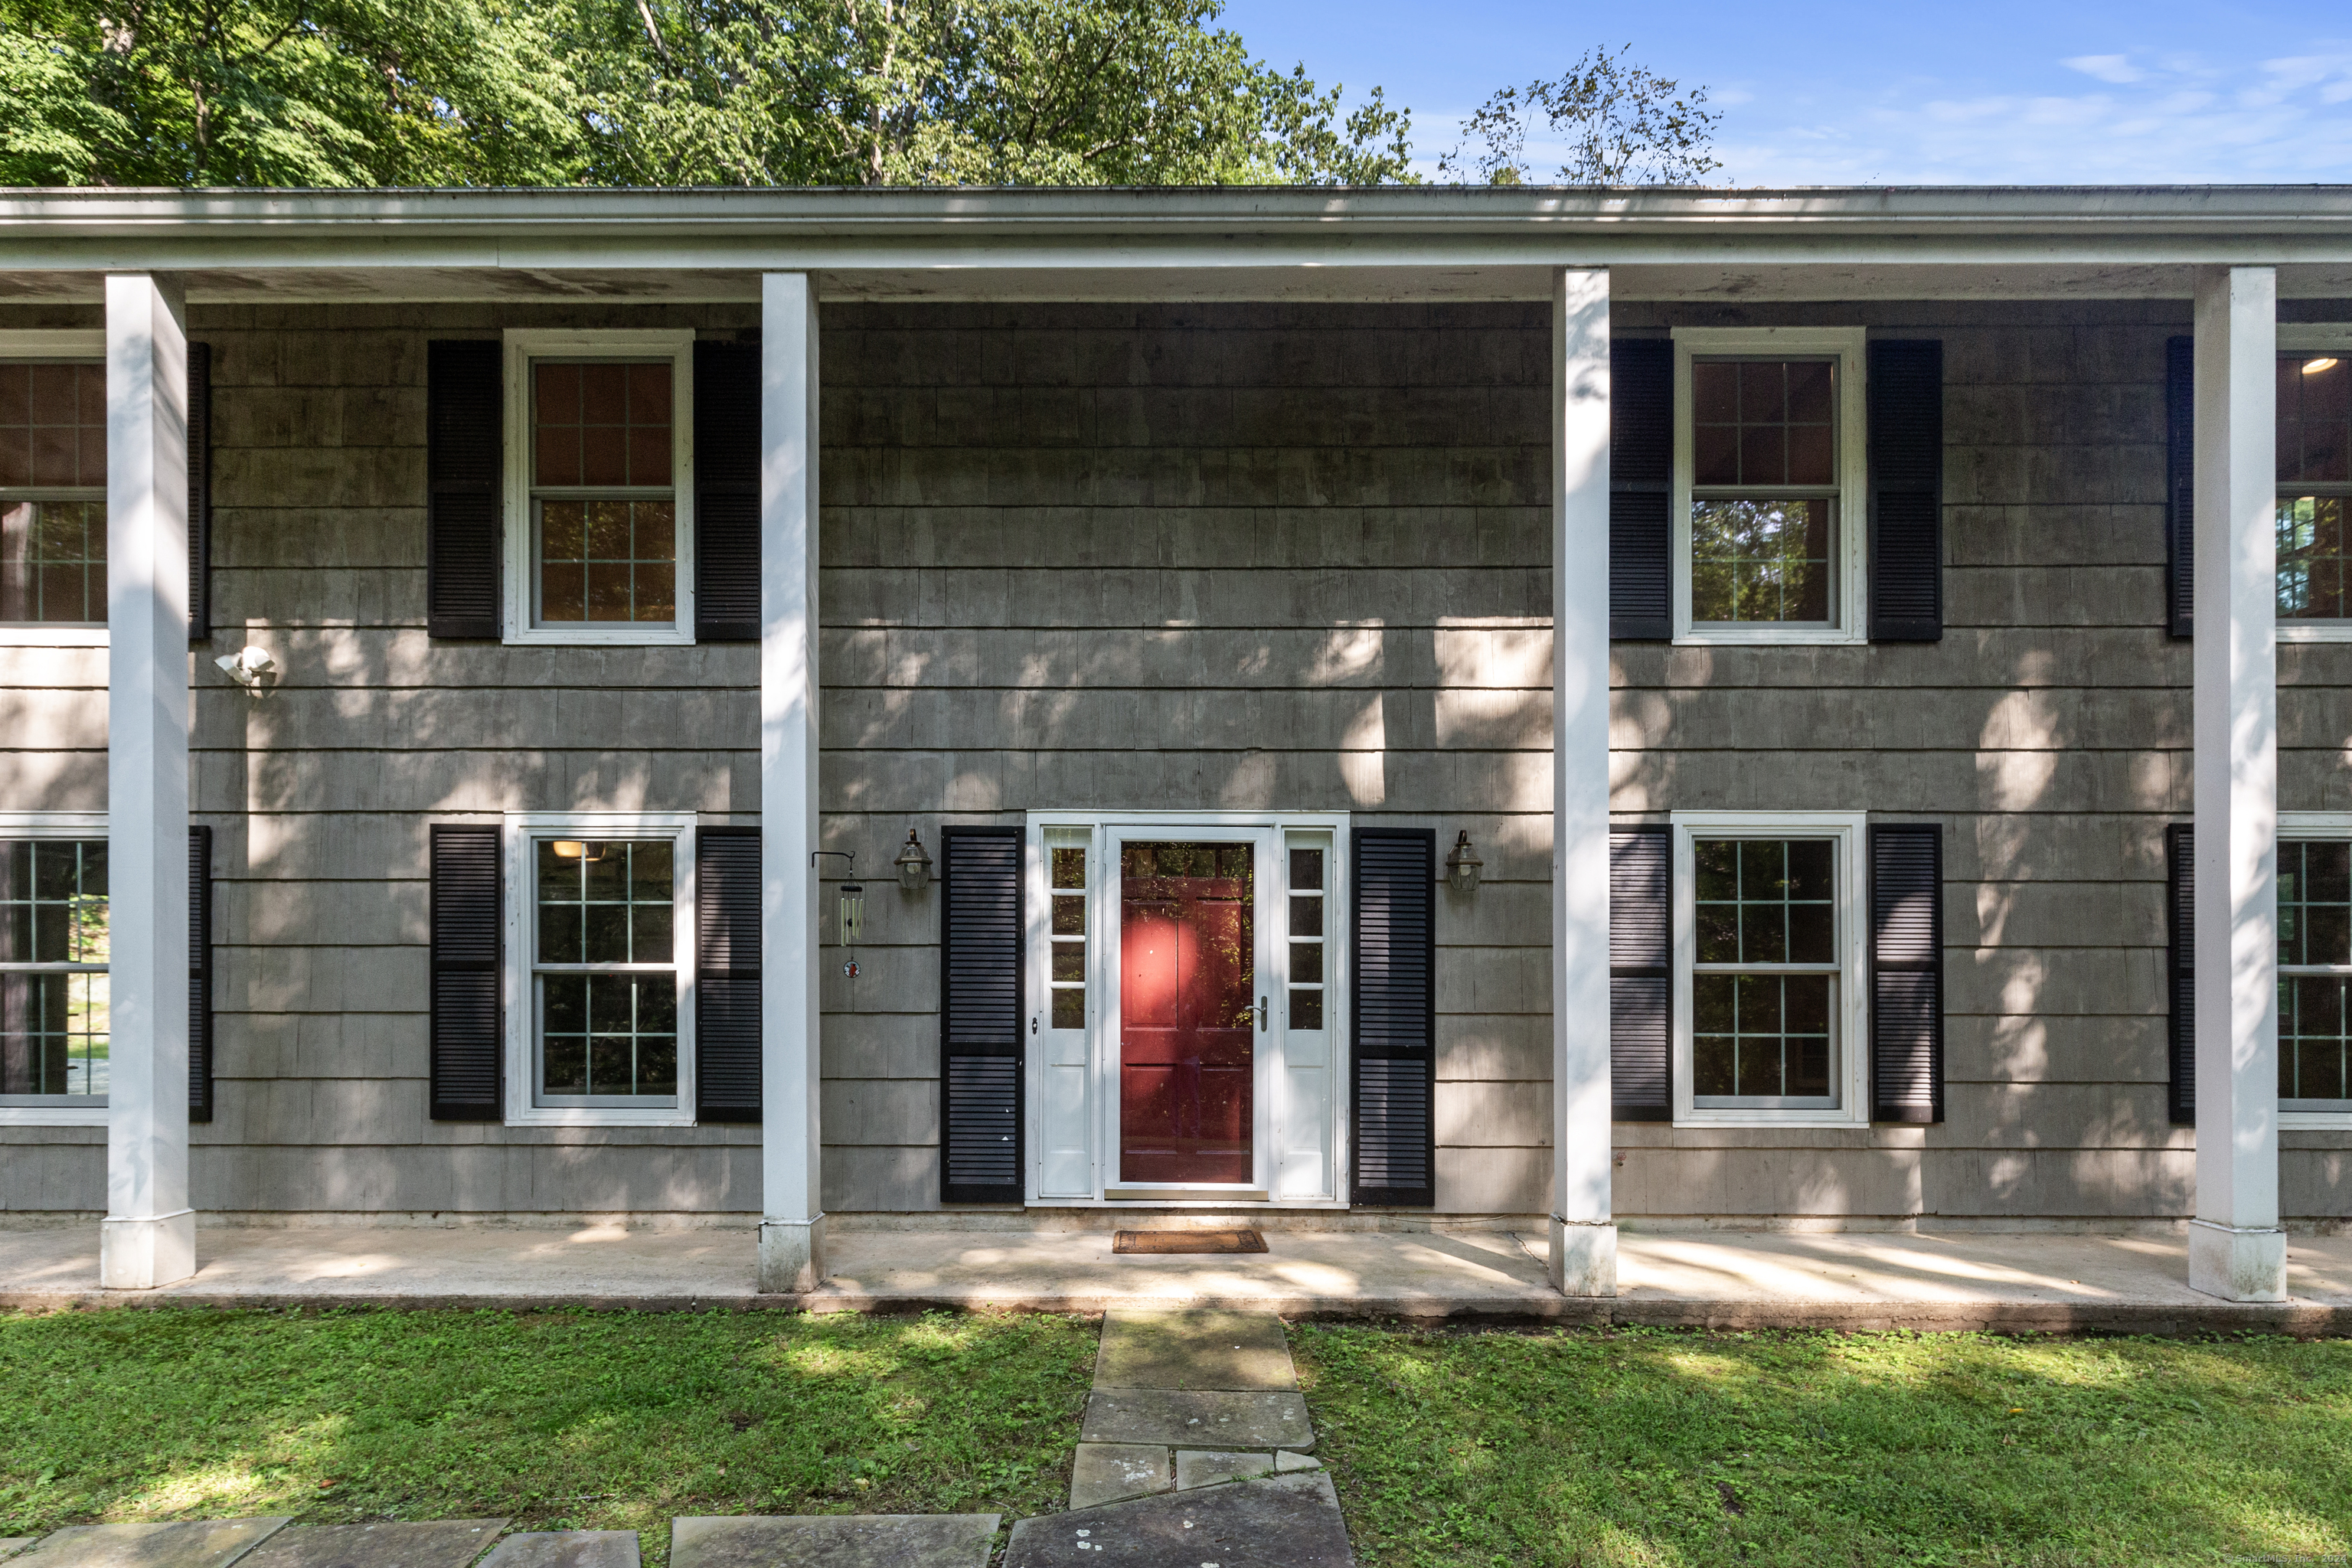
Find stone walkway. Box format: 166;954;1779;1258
1001;1309;1354;1566
6;1223;2350;1330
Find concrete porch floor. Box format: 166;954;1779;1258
5;1222;2352;1332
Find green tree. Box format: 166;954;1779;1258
550;0;1413;186
1438;44;1720;186
0;0;584;185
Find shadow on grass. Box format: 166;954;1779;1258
1290;1322;2352;1568
0;1306;1099;1566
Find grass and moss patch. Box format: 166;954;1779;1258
1292;1322;2352;1567
0;1305;1096;1563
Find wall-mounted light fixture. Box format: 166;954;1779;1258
1446;830;1483;895
893;828;934;893
214;644;276;697
550;840;606;862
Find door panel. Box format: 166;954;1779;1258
1119;841;1254;1184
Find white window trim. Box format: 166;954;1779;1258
0;332;109;647
501;809;699;1128
2274;326;2352;644
1671;808;1871;1129
1022;808;1353;1208
501;329;697;648
1670;326;1870;648
2275;810;2352;1128
0;809;111;1125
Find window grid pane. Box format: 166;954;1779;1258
530;358;677;629
533;838;678;1103
1689;498;1834;625
1289;844;1325;1031
1050;844;1087;1031
2278;837;2352;1103
1;499;106;625
0;362;106;489
1693;836;1837;1106
1;838;109;1099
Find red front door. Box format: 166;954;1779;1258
1119;841;1255;1184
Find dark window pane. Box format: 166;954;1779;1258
637;1035;678;1096
1786;840;1834;901
630;842;671;902
1787;902;1834;965
1736;1034;1781;1097
1742;901;1788;965
588;1035;632;1094
1694;974;1736;1034
1694;839;1737;902
1053;847;1086;890
1740;361;1788;423
632;902;672;964
588;975;635;1032
1694;1036;1736;1096
1785;975;1831;1034
1291;989;1324;1030
1695;905;1740;965
1693;361;1737;424
1785;360;1834;426
1789;1035;1832;1097
1053;943;1086;982
1053;894;1086;936
543;975;587;1035
1289;848;1324;890
1052;987;1085;1029
1694;423;1739;488
636;976;678;1034
1290;895;1324;938
1291;941;1324;983
1737;973;1784;1034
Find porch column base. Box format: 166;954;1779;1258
99;1208;194;1291
758;1214;828;1294
1548;1215;1618;1298
2187;1218;2286;1302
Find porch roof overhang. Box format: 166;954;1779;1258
8;184;2352;303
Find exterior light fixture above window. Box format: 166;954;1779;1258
1446;830;1483;894
893;828;933;892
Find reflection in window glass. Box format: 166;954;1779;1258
2279;838;2352;1103
1692;838;1835;1105
0;838;109;1098
1690;358;1838;627
533;838;678;1102
2278;354;2352;622
0;361;107;626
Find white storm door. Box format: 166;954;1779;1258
1274;827;1339;1200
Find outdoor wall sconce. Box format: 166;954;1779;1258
893;828;934;893
813;851;864;978
1446;830;1484;895
214;644;276;697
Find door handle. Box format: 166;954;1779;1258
1256;995;1268;1032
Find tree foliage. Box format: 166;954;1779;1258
1437;44;1720;187
0;4;1717;189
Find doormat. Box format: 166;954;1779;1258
1112;1229;1269;1255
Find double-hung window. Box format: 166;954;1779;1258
2278;815;2352;1123
502;331;694;646
0;337;107;642
0;816;109;1119
505;812;696;1125
1671;811;1869;1126
1672;328;1869;645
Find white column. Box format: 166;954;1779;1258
1550;268;1616;1296
759;273;825;1292
2190;265;2288;1302
101;274;193;1290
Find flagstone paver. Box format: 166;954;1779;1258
473;1534;639;1568
11;1521;291;1568
1091;1311;1296;1391
1272;1451;1321;1474
1079;1389;1313;1450
1068;1446;1174;1511
669;1514;998;1568
1004;1472;1354;1567
1173;1451;1274;1490
1;1544;37;1561
239;1520;508;1568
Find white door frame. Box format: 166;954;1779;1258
1024;808;1350;1208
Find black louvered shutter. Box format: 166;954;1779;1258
697;827;762;1122
941;827;1022;1203
1869;823;1943;1122
426;341;501;639
2167;823;2195;1125
1610;827;1671;1119
188;825;213;1122
1610;338;1672;640
1868;339;1944;642
2166;337;2195;639
694;339;761;642
1352;828;1436;1206
187;341;212;643
429;824;502;1119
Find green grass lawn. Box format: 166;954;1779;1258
1292;1321;2352;1567
0;1306;1096;1564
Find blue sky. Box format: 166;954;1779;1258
1221;0;2352;184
